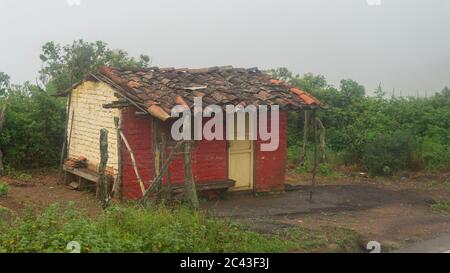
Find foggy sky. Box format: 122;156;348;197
0;0;449;96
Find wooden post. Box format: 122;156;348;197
113;117;123;200
60;111;75;184
140;141;185;205
316;117;326;162
58;95;72;183
160;132;172;198
98;128;109;209
152;118;161;179
183;141;199;209
0;98;8;176
310;109;318;203
300;110;309;164
119;130;145;195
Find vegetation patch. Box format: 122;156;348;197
277;226;363;253
0;181;9;197
431;201;450;214
0;203;363;253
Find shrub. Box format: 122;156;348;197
362;131;418;176
16;173;33;182
0;182;8;197
420;137;450;170
0;204;292;253
1;88;66;169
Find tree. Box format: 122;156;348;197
268;67;294;83
374;83;386;100
39;40;151;93
340;79;365;100
0;72;10;96
292;73;327;93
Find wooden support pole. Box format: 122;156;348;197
58;94;72;183
98;128;109;209
300;110;309;164
310;109;318;203
183;141;199;209
140;141;185;205
160;132;172;198
152;118;161;179
112;117;124;200
119;130;145;195
316;117;326;162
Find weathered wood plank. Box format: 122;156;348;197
183;142;199;209
63;165;99;183
97;128;109;208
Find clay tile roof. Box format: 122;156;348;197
96;66;320;121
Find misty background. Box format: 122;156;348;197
0;0;449;96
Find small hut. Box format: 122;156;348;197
59;66;320;200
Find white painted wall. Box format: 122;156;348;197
67;81;119;173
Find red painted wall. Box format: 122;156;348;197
254;111;287;192
121;106;287;199
121;107;153;199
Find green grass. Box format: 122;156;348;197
0;182;9;197
431;201;450;214
277;226;363;253
0;203;362;253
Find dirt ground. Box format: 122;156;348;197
0;169;100;216
1;168;450;251
205;170;450;250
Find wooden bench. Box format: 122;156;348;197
170;179;236;199
63;165;99;183
63;165;114;191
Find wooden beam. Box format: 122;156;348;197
58;94;72;183
310;109;318;203
183;141;199;209
316;117;326;162
119;130;146;195
62;110;76;185
152;118;161;180
63;165;99;183
300;110;309;164
161;132;172;198
140;141;185;205
97;128;109;209
112;117;124;200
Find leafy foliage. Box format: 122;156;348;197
0;203;362;253
362;130;418;175
0;72;10;96
0;84;65;168
39;40;150;93
0;40;151;169
0;182;8;197
272;68;450;175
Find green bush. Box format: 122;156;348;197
0;203;295;253
362;131;418;176
1;88;66;169
0;182;8;197
420;137;450;170
279;68;450;176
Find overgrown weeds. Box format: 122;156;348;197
0;203;362;253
